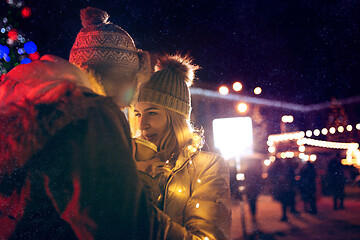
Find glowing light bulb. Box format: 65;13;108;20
329;127;336;134
321;128;328;135
338;126;344;133
254;87;262;95
313;129;320;136
268;146;275;153
346;125;353;131
219;86;229;95
237;102;248;113
233;82;242;91
306;130;312;137
299;146;305;152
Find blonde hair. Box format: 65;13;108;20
156;109;193;161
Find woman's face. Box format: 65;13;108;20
134;102;168;147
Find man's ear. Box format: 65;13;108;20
136;50;151;85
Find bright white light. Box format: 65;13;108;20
236;173;245;181
219;86;229;95
346;125;353;131
213;117;253;160
299;146;305;152
338;126;344;133
321;128;328;135
306;130;312;137
310;154;317;161
269;156;276;162
356;123;360;130
285;152;294;158
254;87;262;95
329;127;336;134
233;82;242;92
268;146;275;153
282;115;294;123
264;159;271;166
237;103;248;113
313;129;320;136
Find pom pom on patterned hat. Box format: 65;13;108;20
69;7;139;70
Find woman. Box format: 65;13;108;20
133;54;231;239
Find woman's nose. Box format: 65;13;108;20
139;117;150;130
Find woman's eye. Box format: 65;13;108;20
134;113;141;117
149;112;157;116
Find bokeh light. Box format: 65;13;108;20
306;130;312;137
233;82;242;92
254;87;262;95
219;86;229;95
281;115;293;123
20;58;31;64
313;129;320;136
24;41;37;54
237;102;248;113
338;126;344;133
7;29;18;41
321;128;328;135
329;127;336;134
21;7;32;18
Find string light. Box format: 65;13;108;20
233;82;242;92
219;86;229;95
338;126;344;133
321;128;328;135
313;129;320;136
329;127;336;134
306;130;312;137
254;87;262;95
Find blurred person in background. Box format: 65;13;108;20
327;152;347;210
244;160;263;222
299;161;317;214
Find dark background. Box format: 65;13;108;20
3;0;360;104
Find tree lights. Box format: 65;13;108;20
0;1;39;74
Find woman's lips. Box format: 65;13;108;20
145;134;156;143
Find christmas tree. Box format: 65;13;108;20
0;0;39;75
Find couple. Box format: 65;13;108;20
0;7;231;240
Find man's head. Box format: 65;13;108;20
69;7;150;107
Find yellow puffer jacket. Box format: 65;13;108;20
154;149;232;240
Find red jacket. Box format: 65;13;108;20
0;56;152;239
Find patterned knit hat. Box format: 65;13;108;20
137;54;198;119
69;7;139;71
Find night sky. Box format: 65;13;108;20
3;0;360;104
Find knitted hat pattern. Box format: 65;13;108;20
69;7;139;71
137;54;198;119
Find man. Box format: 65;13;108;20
0;7;152;239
